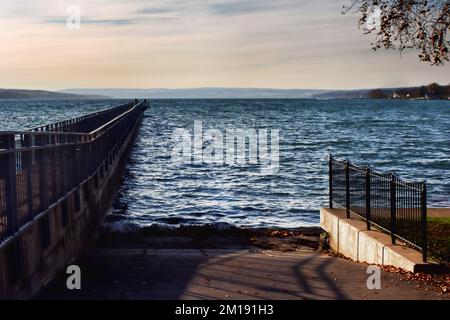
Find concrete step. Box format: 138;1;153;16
320;208;445;273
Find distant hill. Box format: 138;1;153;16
6;85;447;100
312;83;449;100
312;89;371;99
60;88;328;99
0;89;109;100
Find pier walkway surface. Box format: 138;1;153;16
39;236;448;300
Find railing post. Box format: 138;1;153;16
345;160;350;218
71;138;77;188
37;134;49;211
421;183;427;262
23;135;34;220
329;154;333;209
49;135;57;203
365;166;371;230
390;174;397;244
0;134;19;236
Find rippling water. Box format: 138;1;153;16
1;99;449;229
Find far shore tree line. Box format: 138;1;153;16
368;82;450;99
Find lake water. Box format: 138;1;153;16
0;99;449;230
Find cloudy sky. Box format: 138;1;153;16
0;0;448;90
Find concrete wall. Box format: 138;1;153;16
320;208;432;273
0;113;143;299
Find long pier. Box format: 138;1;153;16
0;100;147;298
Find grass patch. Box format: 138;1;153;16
427;217;450;265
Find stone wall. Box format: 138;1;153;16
320;208;434;273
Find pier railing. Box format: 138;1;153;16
0;101;146;244
29;101;136;133
329;155;427;261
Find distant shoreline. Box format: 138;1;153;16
0;89;110;100
1;84;448;100
61;84;450;100
1;97;448;101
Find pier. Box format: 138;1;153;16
0;100;147;298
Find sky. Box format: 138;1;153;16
0;0;449;91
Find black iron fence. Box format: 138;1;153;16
0;101;146;244
329;154;427;262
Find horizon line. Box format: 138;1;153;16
59;83;448;91
2;83;448;93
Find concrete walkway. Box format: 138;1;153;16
39;247;448;300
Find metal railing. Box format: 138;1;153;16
28;101;138;133
329;154;427;262
0;101;146;244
